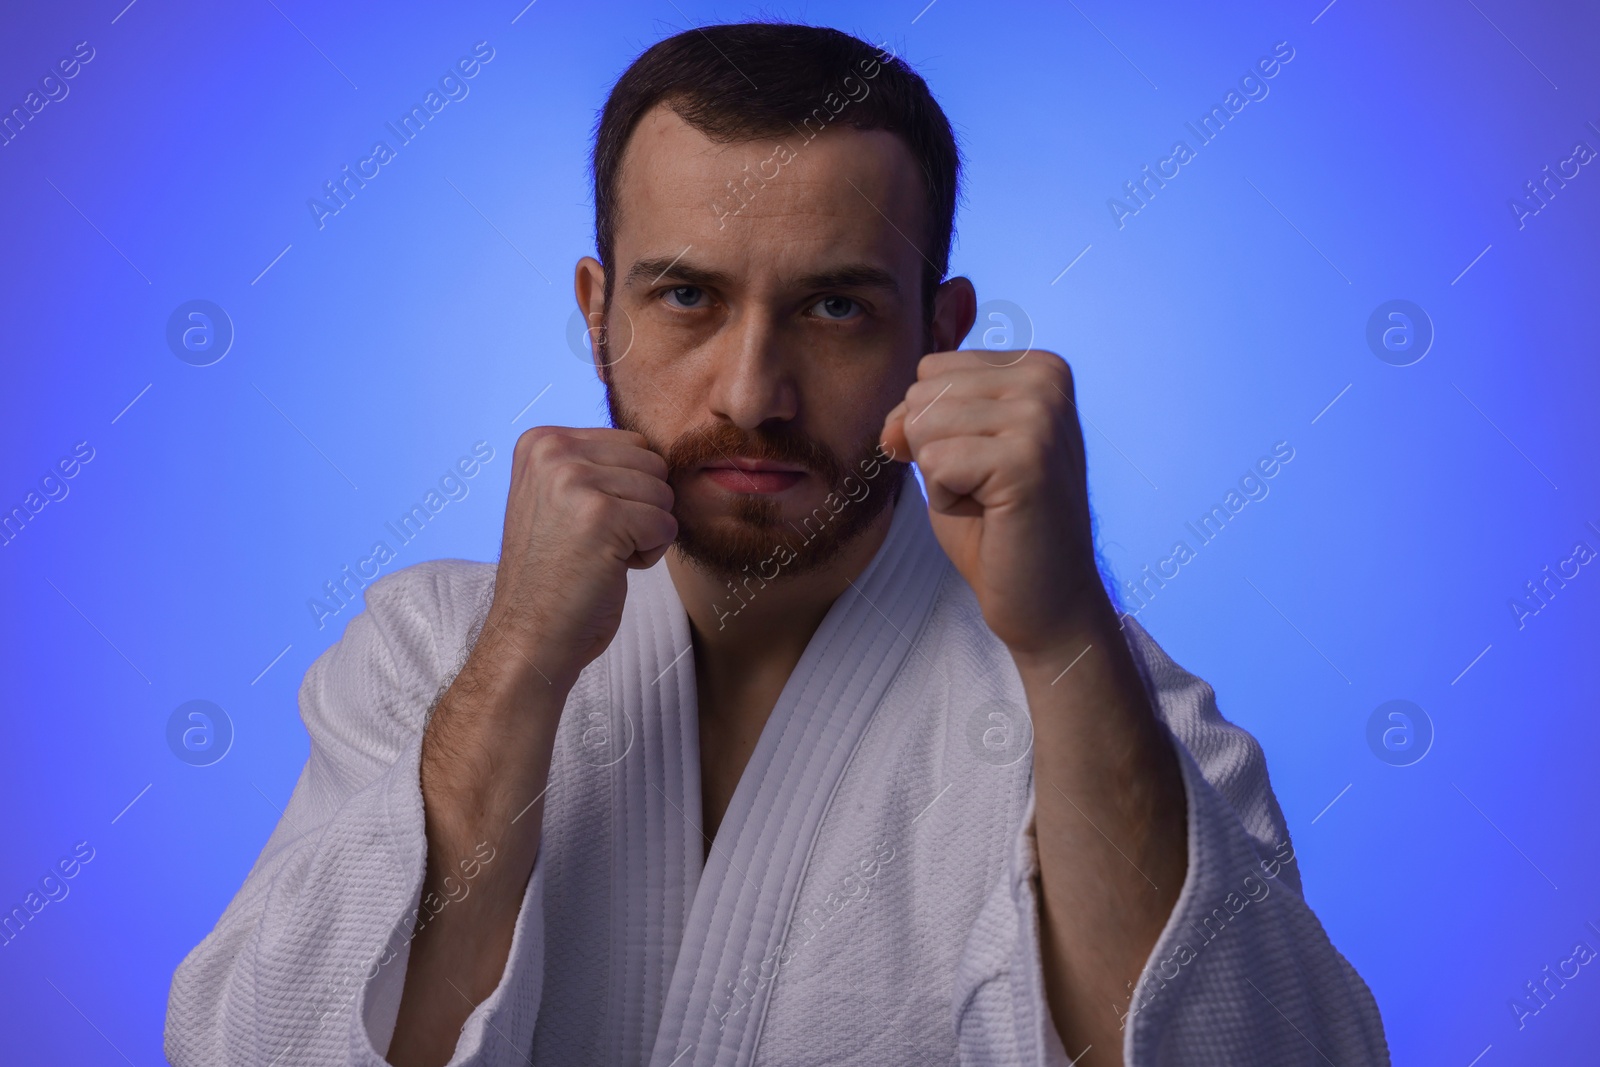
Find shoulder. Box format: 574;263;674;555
1117;613;1296;867
360;557;498;643
1116;612;1243;738
298;558;497;746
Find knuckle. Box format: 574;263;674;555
569;491;612;532
917;437;952;471
1020;412;1060;459
1024;397;1056;432
547;459;596;500
906;378;943;407
1040;351;1072;383
519;425;561;452
532;431;585;470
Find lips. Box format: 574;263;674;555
699;458;808;494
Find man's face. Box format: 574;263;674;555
581;105;943;579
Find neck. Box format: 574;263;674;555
666;501;899;676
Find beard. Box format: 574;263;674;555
603;377;907;582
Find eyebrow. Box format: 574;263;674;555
795;264;900;295
623;256;900;296
625;256;735;290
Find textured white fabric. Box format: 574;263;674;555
166;484;1388;1066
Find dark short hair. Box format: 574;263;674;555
591;22;962;321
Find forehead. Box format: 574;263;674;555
612;104;929;288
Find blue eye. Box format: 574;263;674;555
813;295;859;320
664;286;705;308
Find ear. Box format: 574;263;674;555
930;275;977;353
574;256;608;382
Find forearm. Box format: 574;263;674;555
1014;592;1187;1066
388;619;567;1067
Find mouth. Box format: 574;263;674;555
697;457;809;494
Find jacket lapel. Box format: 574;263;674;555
647;481;950;1066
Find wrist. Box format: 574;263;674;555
1007;583;1124;681
471;607;581;696
419;629;569;845
418;713;551;875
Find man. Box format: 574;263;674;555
166;22;1387;1067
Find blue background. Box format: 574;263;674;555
2;0;1596;1063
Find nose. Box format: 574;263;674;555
704;309;797;430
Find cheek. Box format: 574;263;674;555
804;331;916;410
604;354;692;439
797;370;898;448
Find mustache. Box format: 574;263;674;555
663;422;849;487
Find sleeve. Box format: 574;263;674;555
162;561;549;1067
951;615;1390;1066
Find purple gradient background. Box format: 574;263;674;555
1;1;1596;1063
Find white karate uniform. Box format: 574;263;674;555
165;483;1388;1066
